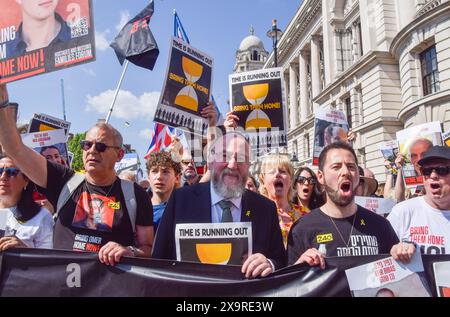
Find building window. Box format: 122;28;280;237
345;97;352;129
357;22;363;56
293;139;298;158
304;133;310;158
252;50;258;61
420;45;440;96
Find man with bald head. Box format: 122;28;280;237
0;84;153;266
410;138;433;176
153;131;285;278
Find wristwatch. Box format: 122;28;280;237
0;98;9;109
127;245;140;257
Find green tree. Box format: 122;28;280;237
68;132;86;172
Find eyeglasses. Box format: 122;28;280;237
0;167;21;178
297;176;316;185
421;166;450;177
80;140;121;153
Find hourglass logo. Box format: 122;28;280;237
174;56;204;112
242;83;272;129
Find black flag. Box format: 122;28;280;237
110;1;159;70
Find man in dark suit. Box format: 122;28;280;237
152;131;285;278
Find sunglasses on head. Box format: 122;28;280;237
421;166;450;177
0;167;21;178
297;176;316;185
80;140;121;153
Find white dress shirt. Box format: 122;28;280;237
210;182;242;223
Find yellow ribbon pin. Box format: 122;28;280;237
246;210;251;217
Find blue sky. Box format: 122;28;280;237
8;0;301;165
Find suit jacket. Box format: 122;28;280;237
152;182;286;269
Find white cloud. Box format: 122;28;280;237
116;11;131;32
95;29;111;51
85;90;160;121
82;67;96;77
139;128;154;139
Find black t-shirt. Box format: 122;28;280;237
287;205;399;265
40;161;153;252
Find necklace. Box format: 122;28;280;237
85;180;116;222
327;210;358;248
86;180;116;198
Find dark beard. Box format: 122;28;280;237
324;184;354;207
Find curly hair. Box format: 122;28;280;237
146;151;181;175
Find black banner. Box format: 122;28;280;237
0;249;448;297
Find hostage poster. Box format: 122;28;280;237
433;261;450;297
345;252;431;297
154;37;213;135
312;107;349;165
175;222;252;266
396;121;442;188
228;67;287;156
0;0;96;84
21;128;70;168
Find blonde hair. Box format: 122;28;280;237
258;154;295;201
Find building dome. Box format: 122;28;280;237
233;26;269;73
239;35;265;51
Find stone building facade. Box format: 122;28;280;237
264;0;450;182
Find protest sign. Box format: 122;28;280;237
345;252;431;297
433;261;450;297
22;128;70;168
396;121;442;188
115;152;142;180
28;113;71;135
354;196;396;215
312;107;349;165
175;222;252;265
443;131;450;147
228;67;287;156
0;0;95;84
0;208;7;237
154;37;212;135
379;140;399;172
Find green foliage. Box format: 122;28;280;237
68;132;86;172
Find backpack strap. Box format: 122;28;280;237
56;174;137;234
120;179;137;233
55;173;85;220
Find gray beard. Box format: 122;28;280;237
212;168;246;199
324;184;354;207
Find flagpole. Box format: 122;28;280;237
105;60;130;123
60;79;67;121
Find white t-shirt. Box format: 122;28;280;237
0;207;54;249
387;196;450;255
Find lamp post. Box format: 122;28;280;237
267;19;283;67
